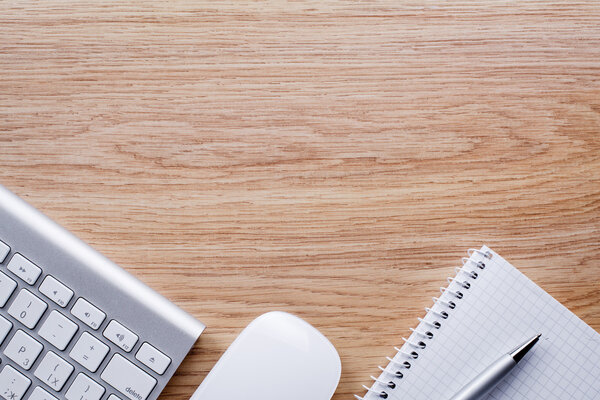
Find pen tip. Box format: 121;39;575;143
510;334;542;363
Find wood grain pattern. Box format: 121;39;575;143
1;1;599;398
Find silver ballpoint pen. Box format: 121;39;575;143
449;334;541;400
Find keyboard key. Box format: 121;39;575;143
0;365;31;400
135;343;171;375
69;332;109;373
71;299;105;330
0;316;12;345
3;330;44;371
108;395;123;400
38;311;78;351
34;351;74;392
39;276;73;308
100;354;156;400
0;241;9;263
65;374;104;400
103;321;138;353
8;289;48;329
28;386;58;400
7;254;42;285
0;271;17;307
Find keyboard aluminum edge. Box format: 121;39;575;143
0;184;205;400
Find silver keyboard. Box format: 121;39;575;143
0;185;205;400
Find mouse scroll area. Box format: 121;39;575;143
190;312;341;400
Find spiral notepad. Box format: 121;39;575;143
355;246;600;400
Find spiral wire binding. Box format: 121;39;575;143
354;248;493;400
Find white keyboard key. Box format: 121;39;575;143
0;272;17;307
39;277;73;308
103;321;138;353
8;289;48;329
135;343;171;375
69;332;109;373
7;254;42;285
71;299;105;330
0;365;31;400
0;241;9;263
34;351;74;392
65;374;104;400
28;386;58;400
3;330;44;370
100;354;156;400
0;316;12;345
38;311;78;351
107;395;123;400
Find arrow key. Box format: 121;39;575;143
39;276;73;308
7;254;41;285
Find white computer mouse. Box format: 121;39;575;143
190;311;341;400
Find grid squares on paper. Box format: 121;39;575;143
364;246;600;400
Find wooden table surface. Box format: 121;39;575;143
1;1;599;399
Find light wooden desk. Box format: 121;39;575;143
1;1;599;399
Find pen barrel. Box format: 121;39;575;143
449;354;516;400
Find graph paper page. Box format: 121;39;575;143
367;246;600;400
